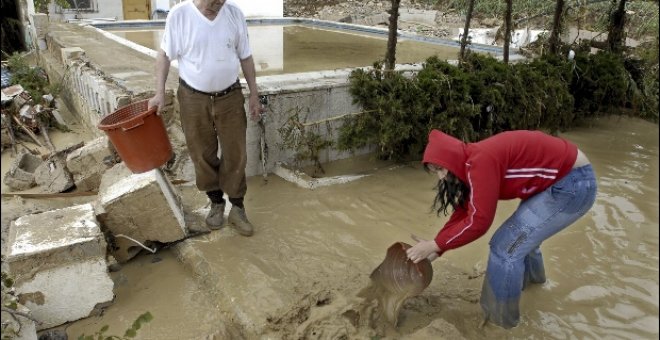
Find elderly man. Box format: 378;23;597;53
148;0;264;236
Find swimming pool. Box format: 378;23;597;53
92;18;508;76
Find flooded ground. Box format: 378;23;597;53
3;115;657;339
66;251;227;339
106;25;463;76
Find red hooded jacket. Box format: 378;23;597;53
422;130;578;254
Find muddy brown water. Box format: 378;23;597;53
2;116;657;339
106;25;462;76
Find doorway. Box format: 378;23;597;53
122;0;151;20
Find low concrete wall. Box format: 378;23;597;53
38;21;400;178
247;68;378;177
40;22;174;138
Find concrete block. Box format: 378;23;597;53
31;13;49;28
5;203;114;330
35;26;48;38
31;13;49;41
1;126;12;148
36;38;46;50
50;109;67;126
33;156;74;193
98;169;187;263
60;47;85;65
65;136;112;192
97;162;133;194
3;151;42;191
357;13;389;26
399;8;438;26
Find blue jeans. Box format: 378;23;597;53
480;165;597;328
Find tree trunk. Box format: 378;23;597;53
460;0;476;61
607;0;627;54
503;0;513;63
385;0;401;72
548;0;566;55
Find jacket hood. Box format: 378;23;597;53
422;130;468;183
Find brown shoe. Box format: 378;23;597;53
228;206;254;236
205;202;225;230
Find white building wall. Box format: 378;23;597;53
249;26;284;73
99;2;124;19
31;0;282;21
45;1;123;21
232;0;283;17
147;0;283;17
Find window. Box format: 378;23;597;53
58;0;98;13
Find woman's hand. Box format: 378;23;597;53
407;234;441;263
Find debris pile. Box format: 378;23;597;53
1;79;79;194
1;60;116;194
1;82;61;155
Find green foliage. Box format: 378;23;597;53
624;1;659;39
340;50;655;160
2;272;20;339
5;52;57;101
571;50;631;115
339;53;573;160
634;36;660;122
525;55;575;132
34;0;70;13
77;312;153;340
419;56;479;140
338;61;436;161
427;0;658;40
277;107;333;176
1;272;13;289
0;20;24;58
443;0;554;20
580;0;659;40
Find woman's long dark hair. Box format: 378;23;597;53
425;164;470;216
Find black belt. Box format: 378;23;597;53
179;78;241;98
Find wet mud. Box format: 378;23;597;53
2;116;657;339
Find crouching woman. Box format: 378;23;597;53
406;129;597;329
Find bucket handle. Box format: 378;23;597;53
121;119;145;131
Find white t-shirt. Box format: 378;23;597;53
161;0;252;92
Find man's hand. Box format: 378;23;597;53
248;94;265;122
148;93;165;115
407;234;441;263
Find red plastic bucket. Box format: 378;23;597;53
98;99;173;174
